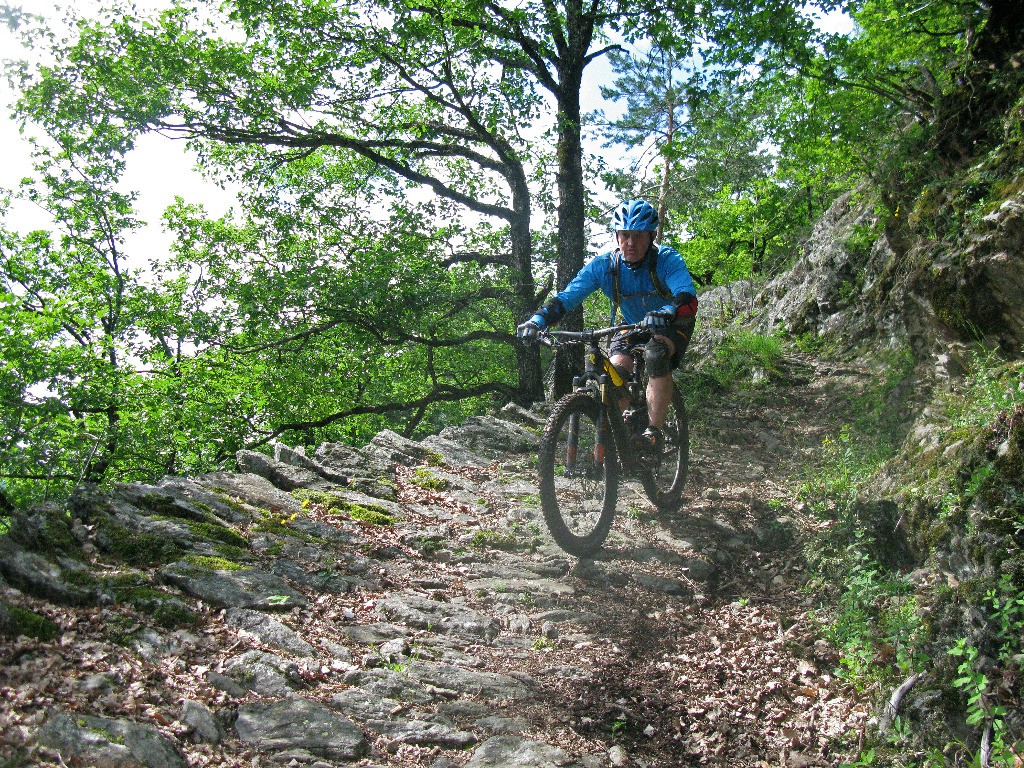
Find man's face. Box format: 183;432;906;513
616;230;653;263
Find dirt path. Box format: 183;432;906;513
502;355;879;766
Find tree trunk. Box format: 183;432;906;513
551;0;591;399
510;202;543;403
656;98;677;244
552;86;586;399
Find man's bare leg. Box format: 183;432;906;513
645;333;676;430
610;354;633;413
646;373;674;429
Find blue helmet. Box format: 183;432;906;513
611;199;658;232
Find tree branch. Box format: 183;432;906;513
153;118;518;223
439;251;513;268
252;381;517;444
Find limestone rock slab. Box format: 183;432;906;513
235;697;368;760
37;711;186;768
160;560;307;610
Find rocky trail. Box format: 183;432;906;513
1;356;881;768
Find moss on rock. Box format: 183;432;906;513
184;554;248;572
96;521;183;566
188;520;250;549
291;489;345;508
0;600;59;641
289;490;396;525
97;573;198;628
345;503;395;526
411;468;448;491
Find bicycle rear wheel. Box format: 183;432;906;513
641;385;688;509
538;392;619;557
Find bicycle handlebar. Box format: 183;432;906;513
536;323;646;348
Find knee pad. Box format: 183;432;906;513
644;338;672;378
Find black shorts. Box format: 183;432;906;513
608;316;696;370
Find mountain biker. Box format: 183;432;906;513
517;199;698;453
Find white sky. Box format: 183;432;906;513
1;2;853;262
0;0;236;261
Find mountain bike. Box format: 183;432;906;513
531;324;688;557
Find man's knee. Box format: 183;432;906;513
644;338;673;378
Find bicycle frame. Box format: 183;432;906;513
541;325;649;479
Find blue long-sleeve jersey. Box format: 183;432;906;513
544;245;696;325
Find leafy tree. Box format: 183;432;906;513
595;46;695;243
10;0;549;396
1;138;153;503
15;0;787;397
595;0;1021;283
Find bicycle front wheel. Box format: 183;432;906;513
538;393;619;557
641;385;688;509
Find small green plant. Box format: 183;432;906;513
415;536;444;555
470;529;518;549
346;505;396;526
843;220;881;260
532;636;554;651
820;538;925;689
840;747;876;767
266;594;291;606
946;352;1023;430
949;640;992;726
946;575;1024;762
411;467;448;491
610;718;627;737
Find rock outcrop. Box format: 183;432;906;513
0;386;873;767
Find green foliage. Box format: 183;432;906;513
798;350;915;514
821;536;925;688
799;426;886;514
799;352;926;691
947;352;1023;432
697;330;785;394
2;0;553;507
410;468;448;491
843;219;882;261
947;577;1024;761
